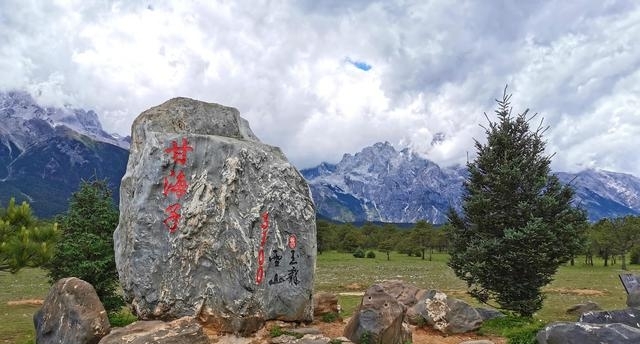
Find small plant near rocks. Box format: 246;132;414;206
329;339;343;344
321;312;340;323
268;325;303;339
359;331;372;344
366;251;376;258
108;309;137;327
269;325;284;337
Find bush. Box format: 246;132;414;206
353;248;365;258
108;309;137;327
321;312;339;323
366;251;376;258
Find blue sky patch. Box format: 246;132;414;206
346;58;372;71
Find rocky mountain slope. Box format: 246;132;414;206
0;91;129;217
302;142;640;223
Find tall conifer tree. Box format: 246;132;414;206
448;88;587;316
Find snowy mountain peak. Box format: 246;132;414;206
0;91;129;149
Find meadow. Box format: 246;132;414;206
1;251;636;343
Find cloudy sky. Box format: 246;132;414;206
1;1;639;175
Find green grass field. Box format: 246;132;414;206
1;251;636;342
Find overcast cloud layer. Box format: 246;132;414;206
1;0;639;175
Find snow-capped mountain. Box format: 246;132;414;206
302;142;640;223
0;90;130;150
557;170;640;221
301;142;466;223
0;91;129;217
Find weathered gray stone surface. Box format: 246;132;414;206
408;290;483;334
33;277;110;344
313;292;339;316
343;284;412;344
475;307;504;321
565;301;601;316
98;317;209;344
627;291;640;308
579;308;640;328
379;280;422;308
537;322;640;344
114;98;316;335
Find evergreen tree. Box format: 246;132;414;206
44;179;124;313
448;88;587;317
0;198;59;273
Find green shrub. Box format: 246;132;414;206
108;309;137;327
366;251;376;258
268;325;303;339
321;312;339;323
359;331;372;344
269;325;284;337
353;248;365;258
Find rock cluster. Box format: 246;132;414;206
343;280;499;343
114;98;316;335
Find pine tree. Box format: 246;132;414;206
44;179;124;313
0;198;59;273
448;88;587;317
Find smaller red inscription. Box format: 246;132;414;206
255;211;270;285
288;234;297;249
164;138;193;165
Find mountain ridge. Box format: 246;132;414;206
302;142;640;223
2;90;639;222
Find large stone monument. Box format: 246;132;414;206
114;98;316;335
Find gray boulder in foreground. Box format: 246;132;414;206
343;284;412;344
33;277;110;344
114;98;316;335
98;317;208;344
408;289;483;334
537;322;640;344
579;308;640;328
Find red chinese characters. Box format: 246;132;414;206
164;138;193;165
161;138;193;233
255;212;269;285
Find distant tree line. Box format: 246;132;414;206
317;219;450;261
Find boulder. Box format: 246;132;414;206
114;98;316;335
565;301;601;316
313;292;339;316
579;308;640;328
378;280;422;308
33;277;110;344
343;284;411;344
408;290;483;334
537;322;640;344
98;317;209;344
627;291;640;308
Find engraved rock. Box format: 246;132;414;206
114;97;316;335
